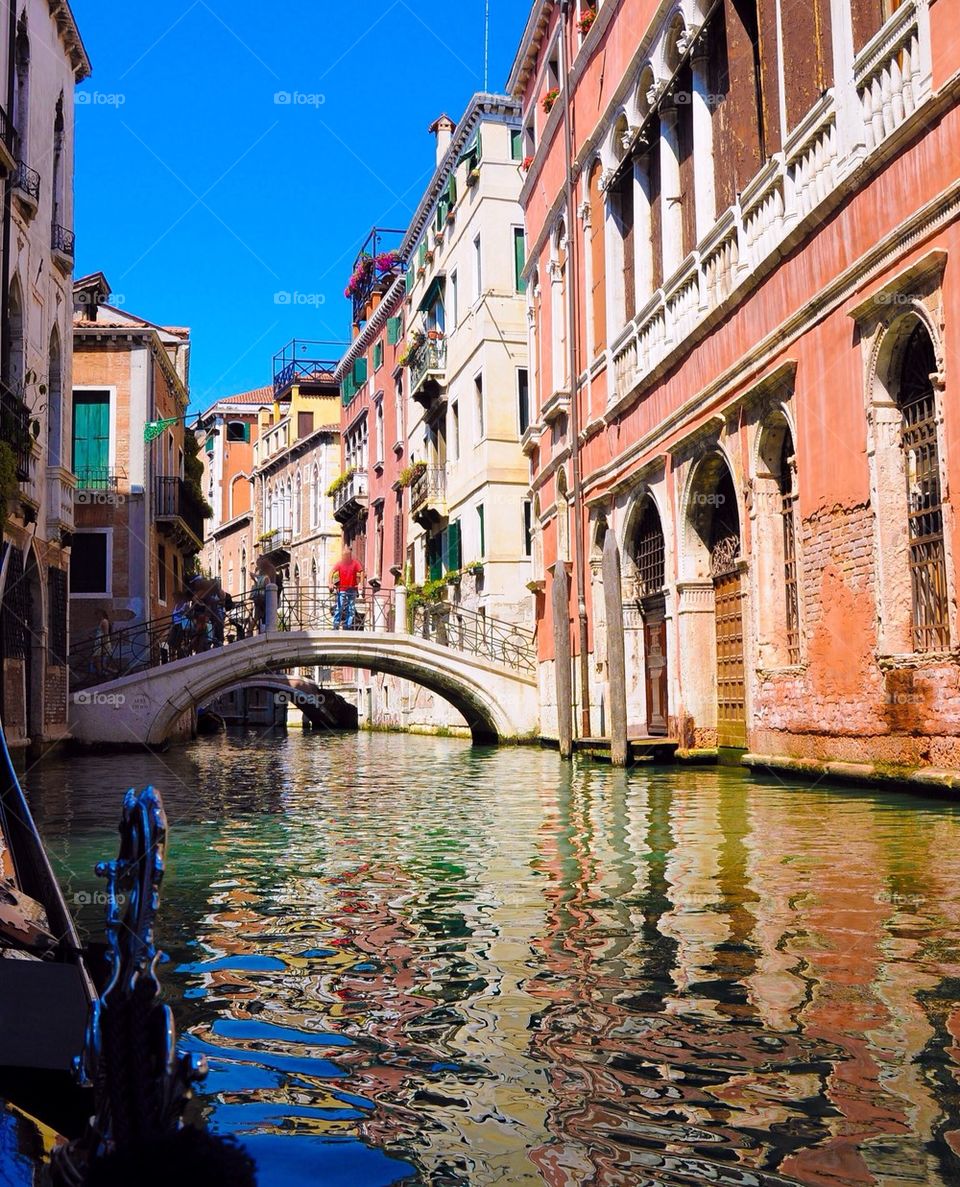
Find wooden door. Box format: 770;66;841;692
642;598;668;737
714;569;746;748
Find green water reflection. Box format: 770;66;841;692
20;732;960;1185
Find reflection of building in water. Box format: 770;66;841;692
524;770;960;1186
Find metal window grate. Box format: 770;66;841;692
899;326;948;653
48;567;67;666
1;546;29;660
780;437;801;665
634;503;665;597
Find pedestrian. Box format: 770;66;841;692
330;546;364;630
93;609;113;675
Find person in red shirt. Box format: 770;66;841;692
330;547;364;629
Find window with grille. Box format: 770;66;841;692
0;546;29;660
779;435;801;664
634;501;665;598
48;567;67;666
899;325;948;652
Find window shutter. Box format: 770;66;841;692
477;505;485;558
373;341;383;370
448;519;462;571
447;174;457;206
387;317;401;345
405;268;414;294
428;534;442;582
510;128;522;161
514;227;527;293
418;241;427;268
204;435;215;454
476;129;482;161
353;357;368;384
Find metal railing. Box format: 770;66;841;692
52;222;75;258
332;468;368;519
12;159;40;202
410;464;446;514
75;466;123;491
409;336;447;398
1;387;32;479
69;584;537;690
410;603;536;674
155;476;206;542
272;339;341;396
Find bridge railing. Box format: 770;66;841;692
69;584;536;691
410;603;537;675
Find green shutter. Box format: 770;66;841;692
387;317;401;345
427;534;443;582
242;422;251;443
353;357;368;384
475;128;482;161
477;505;485;558
405;268;414;294
447;174;457;207
373;341;383;371
510;128;522;161
72;393;110;482
514;227;527;294
417;241;427;268
447;519;462;571
204;435;215;453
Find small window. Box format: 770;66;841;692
298;410;314;438
387;317;401;345
225;420;249;443
513;227;527;293
522;500;533;558
517;368;529;436
71;531;109;594
373;340;384;371
474;373;484;439
477;504;486;558
158;542;167;603
510;128;523;161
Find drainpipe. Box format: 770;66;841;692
559;0;591;738
0;1;16;406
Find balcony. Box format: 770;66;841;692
0;106;15;172
12;160;39;214
75;466;124;492
332;468;368;524
155;476;206;548
409;335;447;406
45;467;75;538
346;226;406;328
272;339;341;398
1;388;32;480
410;464;447;526
51;223;75;273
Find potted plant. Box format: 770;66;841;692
397;329;425;369
465;560;484;578
446;569;462;587
577;5;597;36
344;255;373;300
521;155;534;172
326;466;356;497
397;460;428;489
543;88;560;115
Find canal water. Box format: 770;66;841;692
16;732;960;1186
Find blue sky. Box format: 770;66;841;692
71;1;528;410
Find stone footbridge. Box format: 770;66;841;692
69;588;539;746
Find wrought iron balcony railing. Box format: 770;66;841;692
74;467;123;491
332;468;368;522
12;159;40;203
1;388;32;480
272;339;341;397
155;476;206;543
52;223;75;259
409;336;447;403
410;464;446;519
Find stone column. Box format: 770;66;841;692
659;101;684;281
552;564;574;759
265;582;278;632
394;585;408;634
602;532;629;766
691;49;716;243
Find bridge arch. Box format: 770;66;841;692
71;630;538;748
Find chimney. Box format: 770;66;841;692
429;114;456;166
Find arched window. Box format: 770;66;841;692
898;324;948;652
13;14;29;161
551;220;568;391
632;497;665;599
556;468;570;563
587;159;606;355
312;463;321;529
6;276;24;393
48;326;62;467
294;471;303;538
754;416;800;666
52;95;65;231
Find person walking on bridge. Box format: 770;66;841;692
331;547;363;630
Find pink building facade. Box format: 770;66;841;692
513;0;960;782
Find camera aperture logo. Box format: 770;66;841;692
75;690;126;707
274;291;325;307
274;91;325;108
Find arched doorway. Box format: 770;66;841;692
631;497;668;736
687;452;745;748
